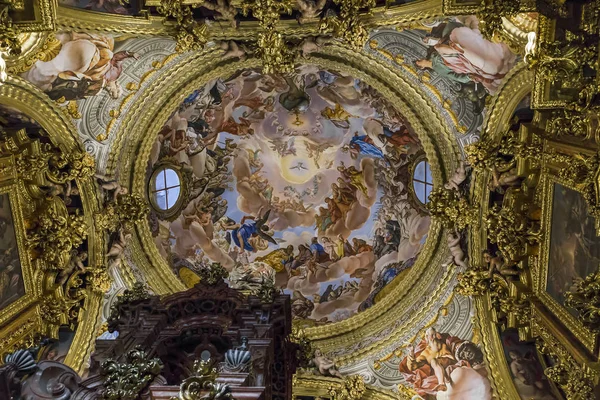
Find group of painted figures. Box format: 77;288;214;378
145;64;430;323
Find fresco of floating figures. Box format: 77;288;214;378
147;65;431;323
15;14;519;168
17;31;179;168
340;295;491;399
368;15;518;147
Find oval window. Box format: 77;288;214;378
413;160;433;204
150;167;182;211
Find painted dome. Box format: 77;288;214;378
147;66;431;322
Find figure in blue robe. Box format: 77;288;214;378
349;133;385;159
226;210;277;253
232;218;260;252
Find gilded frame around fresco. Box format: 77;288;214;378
0;77;104;375
0;181;39;337
52;0;443;35
531;16;565;110
534;169;599;355
442;0;480;15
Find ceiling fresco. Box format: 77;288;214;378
147;66;430;322
12;15;520;171
2;9;532;397
369;16;518;146
17;32;179;169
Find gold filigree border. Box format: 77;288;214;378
469;65;534;400
106;42;460;363
0;77;104;375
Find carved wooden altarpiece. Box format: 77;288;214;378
93;278;295;400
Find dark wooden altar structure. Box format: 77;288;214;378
95;278;294;400
0;278;295;400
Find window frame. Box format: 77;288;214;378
147;162;186;221
411;158;433;206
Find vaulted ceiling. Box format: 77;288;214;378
2;1;597;399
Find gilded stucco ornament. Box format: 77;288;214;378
170;359;233;400
426;186;477;231
458;115;543;335
0;5;21;81
240;0;295;74
95;193;148;233
320;0;376;50
534;319;597;400
328;375;365;400
485;204;541;268
544;362;595;400
158;0;209;52
26;201;88;268
289;327;314;368
95;178;148;273
527;1;600;139
565;266;600;332
101;346;163;400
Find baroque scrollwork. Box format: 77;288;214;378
328;375;365;400
564;266;600;332
101;347;163;400
426;188;477;232
157;0;210;52
240;0;295;74
457;118;541;332
95;175;148;273
0;124;99;334
170;359;233;400
320;0;376;50
534;319;597;400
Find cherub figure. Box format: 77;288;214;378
57;251;87;286
483;250;519;278
311;349;343;379
444;161;466;192
220;40;247;60
107;228;132;269
96;174;128;202
296;0;327;24
447;230;468;269
202;0;238;28
488;165;520;192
